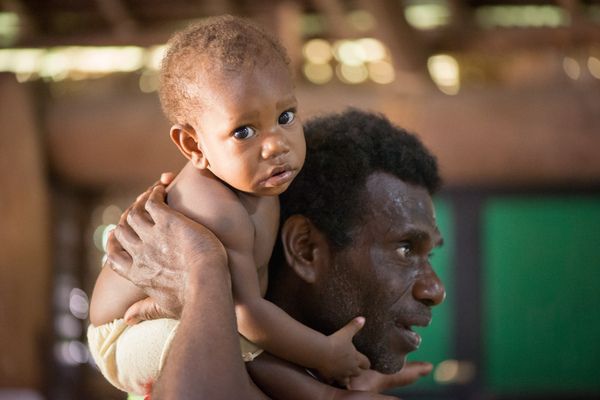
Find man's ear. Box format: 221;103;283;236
280;215;329;284
170;124;208;169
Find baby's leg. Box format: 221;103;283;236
90;264;147;327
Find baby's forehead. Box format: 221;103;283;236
193;45;289;74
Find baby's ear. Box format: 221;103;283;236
170;124;208;169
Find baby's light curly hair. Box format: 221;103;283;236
158;15;291;127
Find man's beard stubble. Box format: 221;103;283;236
317;258;406;375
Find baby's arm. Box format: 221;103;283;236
247;353;398;400
222;213;370;385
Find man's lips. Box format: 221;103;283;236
394;315;431;351
395;324;422;351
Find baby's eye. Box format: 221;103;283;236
278;111;295;125
233;126;256;140
397;246;411;258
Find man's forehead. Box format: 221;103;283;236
363;172;438;235
364;172;433;210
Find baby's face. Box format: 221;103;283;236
192;59;306;197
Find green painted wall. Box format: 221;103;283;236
482;196;600;395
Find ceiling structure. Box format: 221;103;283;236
2;0;600;189
4;0;600;74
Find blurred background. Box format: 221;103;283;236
1;0;599;399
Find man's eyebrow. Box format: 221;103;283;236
403;228;444;247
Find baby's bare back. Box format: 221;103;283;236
167;161;280;297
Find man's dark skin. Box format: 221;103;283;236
107;110;446;399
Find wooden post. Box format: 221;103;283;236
0;73;51;390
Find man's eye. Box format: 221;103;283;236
233;126;256;140
397;246;410;258
278;111;295;125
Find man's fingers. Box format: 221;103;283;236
160;172;176;185
105;229;134;277
143;186;172;223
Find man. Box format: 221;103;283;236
108;109;446;399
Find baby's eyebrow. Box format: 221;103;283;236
276;95;297;109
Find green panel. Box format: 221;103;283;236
401;196;455;391
482;196;600;395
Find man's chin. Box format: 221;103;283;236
369;352;406;375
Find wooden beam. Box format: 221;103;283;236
43;77;600;192
94;0;138;39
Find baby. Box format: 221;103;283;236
88;15;369;396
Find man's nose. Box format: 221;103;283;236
413;263;446;306
262;130;290;159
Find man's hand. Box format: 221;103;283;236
107;185;228;320
318;317;371;387
347;361;433;393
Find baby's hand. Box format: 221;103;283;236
319;317;371;387
348;361;433;393
124;297;175;325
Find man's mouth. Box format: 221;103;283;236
394;315;431;351
395;324;422;350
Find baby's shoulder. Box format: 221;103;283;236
167;165;249;225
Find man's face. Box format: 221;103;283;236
191;57;306;197
315;172;445;374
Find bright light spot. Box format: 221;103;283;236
55;341;89;365
434;359;476;384
405;2;451;30
368;60;395;84
337;63;368;84
146;45;167;70
102;224;117;252
70;47;144;73
303;39;332;64
39;49;71;81
55;313;82;338
475;5;570;28
588;56;600;79
102;205;122;225
302;14;326;36
93;223;116;251
434;359;459;383
140;69;159;93
428;54;460;95
303;61;333;84
347;10;376;32
69;341;89;363
55;342;78;366
335;41;366;67
93;224;107;251
69;288;89;320
357;38;386;62
1;46;147;80
563;57;580;80
0;12;19;47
